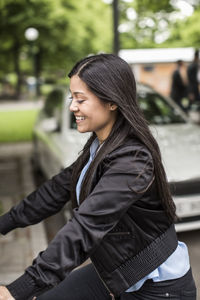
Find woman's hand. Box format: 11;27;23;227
0;286;15;300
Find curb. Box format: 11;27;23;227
19;144;48;256
0;143;47;285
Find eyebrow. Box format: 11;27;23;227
70;90;85;96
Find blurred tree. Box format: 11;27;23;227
165;6;200;48
117;0;200;49
118;0;174;49
0;0;112;98
113;0;120;54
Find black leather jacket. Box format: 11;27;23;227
0;139;178;299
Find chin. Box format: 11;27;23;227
77;127;88;133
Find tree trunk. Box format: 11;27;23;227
13;41;22;99
34;48;42;96
113;0;120;55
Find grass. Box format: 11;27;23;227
0;109;39;142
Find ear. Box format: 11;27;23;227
109;103;118;111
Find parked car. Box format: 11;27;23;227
32;84;200;232
188;102;200;125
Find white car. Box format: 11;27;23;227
32;84;200;232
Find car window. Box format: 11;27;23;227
138;91;185;124
70;113;76;129
68;86;185;129
43;89;64;131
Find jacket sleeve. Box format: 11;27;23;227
0;163;74;235
6;146;154;300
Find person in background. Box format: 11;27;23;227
0;54;197;300
187;49;200;105
170;60;188;112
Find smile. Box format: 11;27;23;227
75;116;85;121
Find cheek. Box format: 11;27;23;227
93;103;110;119
92;110;111;126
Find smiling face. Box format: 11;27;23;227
69;75;118;143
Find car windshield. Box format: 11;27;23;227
138;89;185;125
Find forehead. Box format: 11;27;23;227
70;75;88;93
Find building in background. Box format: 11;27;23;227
119;47;195;96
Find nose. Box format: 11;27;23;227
69;99;79;112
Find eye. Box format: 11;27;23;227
77;100;85;104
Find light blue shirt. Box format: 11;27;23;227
76;138;190;292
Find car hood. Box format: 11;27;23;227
52;124;200;183
151;123;200;182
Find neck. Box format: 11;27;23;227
98;138;105;145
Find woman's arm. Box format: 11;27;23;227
0;163;74;235
5;146;154;300
0;286;15;300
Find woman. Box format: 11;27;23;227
0;54;196;300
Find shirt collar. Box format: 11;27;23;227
90;138;100;159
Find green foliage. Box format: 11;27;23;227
0;109;39;142
118;0;175;49
119;0;200;49
0;0;112;87
133;0;173;14
163;7;200;48
177;9;200;47
1;0;200;85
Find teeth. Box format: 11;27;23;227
76;116;85;120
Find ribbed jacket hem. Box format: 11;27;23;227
7;272;41;300
97;224;178;297
0;212;16;235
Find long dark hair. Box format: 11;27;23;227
68;54;176;222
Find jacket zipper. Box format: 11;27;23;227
92;263;116;300
92;232;131;299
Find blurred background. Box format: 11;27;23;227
1;0;200;141
0;0;200;297
1;0;200;102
